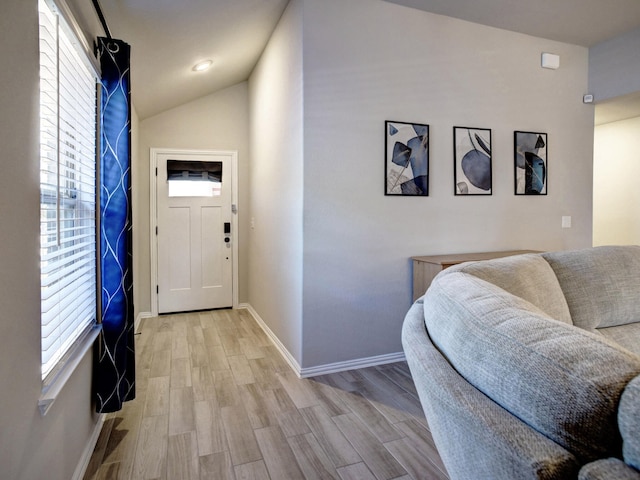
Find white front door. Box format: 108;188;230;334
156;151;233;313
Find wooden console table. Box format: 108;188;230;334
412;250;539;301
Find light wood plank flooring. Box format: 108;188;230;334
84;309;449;480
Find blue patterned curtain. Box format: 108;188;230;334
94;37;135;413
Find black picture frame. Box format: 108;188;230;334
385;120;429;196
453;126;492;195
514;131;548;195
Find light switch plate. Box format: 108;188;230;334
562;216;572;228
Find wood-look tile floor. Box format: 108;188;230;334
84;309;449;480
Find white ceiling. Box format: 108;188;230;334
96;0;640;120
386;0;640;47
98;0;290;119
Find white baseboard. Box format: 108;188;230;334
298;351;406;378
72;413;105;480
242;304;302;375
242;304;406;379
135;311;154;333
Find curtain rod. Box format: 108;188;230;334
92;0;112;39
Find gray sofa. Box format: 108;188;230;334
402;245;640;480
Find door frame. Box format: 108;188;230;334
150;148;239;316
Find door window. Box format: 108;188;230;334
167;160;222;197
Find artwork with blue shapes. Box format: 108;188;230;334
514;131;547;195
385;121;429;196
454;127;492;195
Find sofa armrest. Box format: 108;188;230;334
402;301;579;480
579;458;640;480
620;375;640;470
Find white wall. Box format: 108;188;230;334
136;82;251;315
299;0;594;368
248;0;304;365
131;106;141;314
0;2;100;479
593;116;640;246
590;28;640;247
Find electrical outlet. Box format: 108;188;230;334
562;216;572;228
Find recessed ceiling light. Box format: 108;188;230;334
192;60;212;72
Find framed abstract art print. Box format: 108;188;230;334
385;121;429;196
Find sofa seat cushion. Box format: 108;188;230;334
423;271;640;463
619;375;640;471
447;253;572;324
598;323;640;357
542;245;640;330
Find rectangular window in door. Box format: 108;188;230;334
167;160;222;197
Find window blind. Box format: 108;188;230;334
39;0;98;380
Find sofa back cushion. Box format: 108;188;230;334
619;375;640;471
542;245;640;330
423;271;640;463
447;253;572;325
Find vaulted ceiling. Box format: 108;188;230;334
94;0;640;120
386;0;640;47
98;0;289;119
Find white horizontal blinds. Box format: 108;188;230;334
39;0;98;380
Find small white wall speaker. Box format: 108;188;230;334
541;53;560;70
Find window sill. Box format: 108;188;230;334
39;323;102;416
